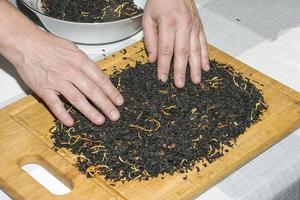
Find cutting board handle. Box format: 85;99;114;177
0;109;122;200
1;149;121;200
1;162;57;199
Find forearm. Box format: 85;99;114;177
0;0;41;66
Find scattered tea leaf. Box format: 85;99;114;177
50;60;267;182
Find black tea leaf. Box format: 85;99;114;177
50;60;267;182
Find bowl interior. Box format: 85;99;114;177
21;0;146;16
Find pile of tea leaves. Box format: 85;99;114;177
50;60;267;182
41;0;143;23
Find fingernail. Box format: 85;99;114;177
177;78;185;88
160;74;168;83
205;64;210;71
65;118;74;127
194;75;201;83
116;95;124;106
111;110;120;121
96;115;105;125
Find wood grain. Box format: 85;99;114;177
0;41;299;200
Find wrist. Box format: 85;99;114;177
0;1;42;68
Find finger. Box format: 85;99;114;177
79;57;124;107
58;82;106;125
174;17;192;88
71;72;120;122
142;16;158;63
41;91;74;127
157;17;176;82
189;25;202;84
199;23;210;72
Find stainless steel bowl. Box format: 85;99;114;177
20;0;145;44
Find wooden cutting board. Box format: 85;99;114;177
1;41;300;200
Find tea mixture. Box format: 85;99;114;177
41;0;143;22
50;60;267;182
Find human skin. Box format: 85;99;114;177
0;0;123;126
143;0;209;88
0;0;209;126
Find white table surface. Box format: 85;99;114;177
1;0;300;199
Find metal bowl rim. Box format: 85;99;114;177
20;0;144;25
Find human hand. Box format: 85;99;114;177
11;31;124;126
143;0;209;88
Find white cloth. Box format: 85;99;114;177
1;0;300;199
195;0;300;199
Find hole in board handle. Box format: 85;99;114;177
21;164;71;195
0;189;13;200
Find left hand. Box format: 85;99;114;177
142;0;209;88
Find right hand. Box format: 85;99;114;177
143;0;209;88
12;31;124;126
